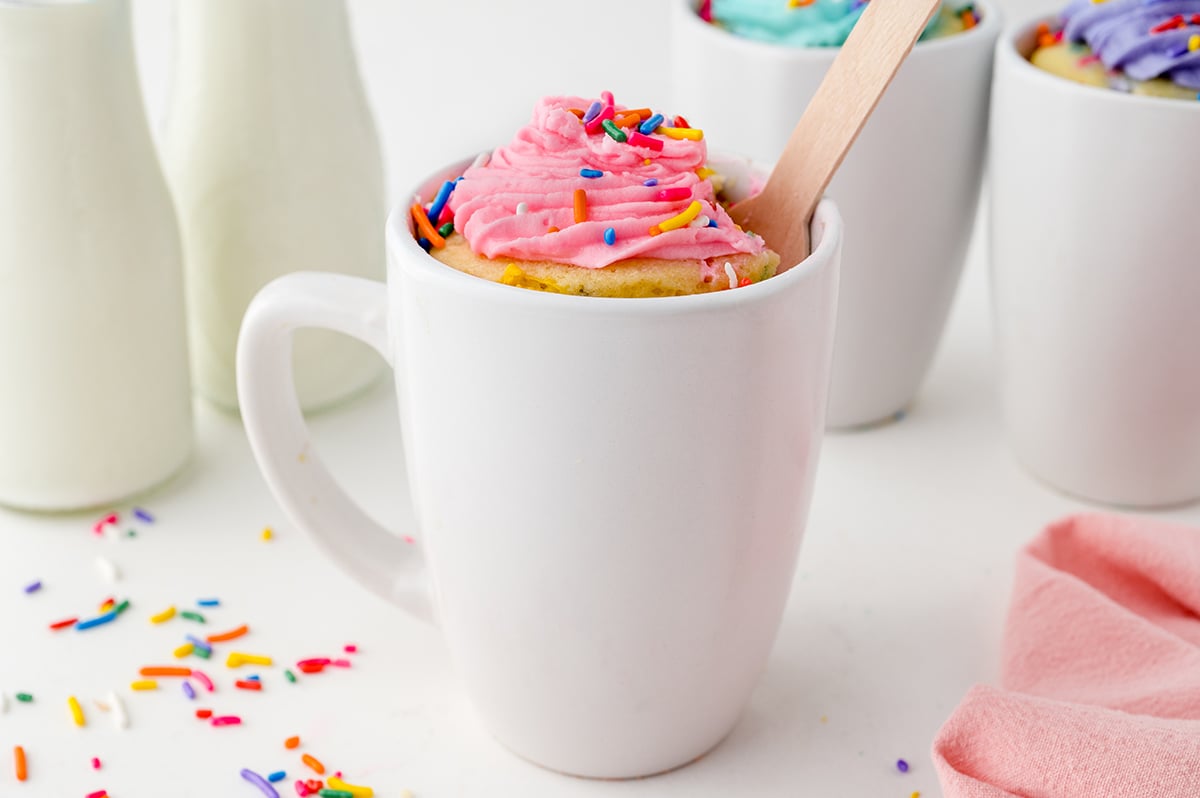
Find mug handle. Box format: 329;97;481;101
236;272;432;623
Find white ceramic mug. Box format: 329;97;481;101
671;0;999;428
238;157;842;778
990;19;1200;508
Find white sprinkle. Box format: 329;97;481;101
470;150;491;170
516;202;529;215
108;690;128;730
690;214;711;229
724;262;738;290
95;556;119;583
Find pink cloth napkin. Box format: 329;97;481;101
933;513;1200;797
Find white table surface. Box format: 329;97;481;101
5;2;1195;797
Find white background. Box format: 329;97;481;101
2;1;1195;797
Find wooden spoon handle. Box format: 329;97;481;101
747;0;942;258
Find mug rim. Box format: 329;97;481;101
672;0;1001;62
386;156;842;312
999;15;1200;113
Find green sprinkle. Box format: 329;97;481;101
15;693;33;703
180;611;206;623
319;790;354;798
114;599;130;614
284;669;297;684
192;645;212;659
126;528;136;537
601;118;627;143
437;222;454;237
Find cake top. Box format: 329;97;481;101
1060;0;1200;89
415;94;768;270
702;0;958;47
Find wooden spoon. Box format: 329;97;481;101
728;0;942;268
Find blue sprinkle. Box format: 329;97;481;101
23;580;41;594
267;771;287;783
247;675;261;682
185;634;213;654
133;507;155;523
426;180;456;226
708;218;718;228
580;168;603;179
582;100;603;123
197;598;220;607
417;237;432;253
76;609;119;631
643;178;658;187
455;176;465;183
639;113;665;135
182;680;196;700
603;227;616;246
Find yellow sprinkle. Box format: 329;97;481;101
100;599;115;612
130;680;158;691
659;127;704;141
226;652;272;668
695;166;715;179
643;158;652;165
328;777;375;797
912;792;921;798
1190;34;1200;51
261;527;273;541
67;695;85;727
149;606;176;624
652;200;704;236
820;715;828;724
173;642;195;659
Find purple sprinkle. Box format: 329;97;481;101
897;758;910;773
240;768;280;798
132;507;155;523
582;100;602;123
23;580;41;594
643;179;658;187
182;680;196;700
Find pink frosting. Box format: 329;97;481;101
446;95;768;269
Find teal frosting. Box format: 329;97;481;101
710;0;946;47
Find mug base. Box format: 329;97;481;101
1011;448;1200;511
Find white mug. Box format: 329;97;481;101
990;19;1200;508
671;0;999;428
238;156;842;778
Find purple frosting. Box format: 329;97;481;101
1062;0;1200;89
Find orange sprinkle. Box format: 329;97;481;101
620;107;652;120
285;736;301;750
568;108;584;119
573;189;587;224
547;226;559;234
789;0;817;6
14;746;26;782
206;624;249;644
301;754;326;775
196;709;213;719
235;680;262;691
139;666;191;678
411;203;446;248
614;113;642;128
962;9;977;28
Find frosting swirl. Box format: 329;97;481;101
707;0;951;48
446;96;767;270
1062;0;1200;89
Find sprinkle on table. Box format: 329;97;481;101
236;680;263;691
174;643;195;659
68;695;86;727
108;691;128;729
92;757;102;770
191;670;215;692
328;776;375;797
132;507;155;523
14;745;27;782
180;610;206;623
23;580;41;594
85;790;108;798
897;758;910;773
197;598;221;608
76;608;120;631
284;669;298;683
285;736;301;749
261;527;273;541
268;770;287;782
140;666;191;678
207;624;249;643
182;681;196;700
15;692;33;703
150;606;177;624
301;754;326;775
49;617;78;630
95;556;120;583
211;715;242;727
227;652;273;668
241;767;281;798
130;680;158;691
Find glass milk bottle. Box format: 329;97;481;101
0;0;193;511
163;0;387;412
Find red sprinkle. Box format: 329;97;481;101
211;715;242;727
1150;14;1184;32
331;659;352;668
235;680;262;691
92;513;118;535
344;645;358;654
298;663;326;674
91;757;101;770
49;617;79;630
297;658;331;668
85;791;107;798
655;187;692;202
673;115;690;128
195;709;213;719
627;131;665;151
